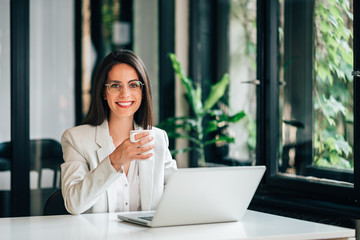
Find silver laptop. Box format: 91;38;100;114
117;166;266;227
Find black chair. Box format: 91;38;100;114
0;139;64;216
43;189;69;215
30;139;63;189
0;139;63;188
0;142;11;171
0;142;12;217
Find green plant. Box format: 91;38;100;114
313;0;353;169
158;53;246;167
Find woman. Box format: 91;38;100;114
61;50;177;214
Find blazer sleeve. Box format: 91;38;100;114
61;128;119;215
161;129;178;184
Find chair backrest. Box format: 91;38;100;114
43;189;68;215
0;142;11;171
30;139;63;189
0;139;65;216
0;139;63;188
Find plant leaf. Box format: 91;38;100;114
204;120;219;134
204;135;235;146
228;111;246;122
169;53;204;115
203;73;230;111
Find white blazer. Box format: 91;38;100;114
61;120;177;214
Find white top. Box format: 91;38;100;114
115;160;141;212
0;210;355;240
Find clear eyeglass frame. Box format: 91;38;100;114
104;80;145;95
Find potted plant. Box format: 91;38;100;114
158;53;246;166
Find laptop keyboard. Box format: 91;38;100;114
139;216;153;222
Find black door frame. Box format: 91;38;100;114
10;0;31;217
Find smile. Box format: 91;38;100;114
116;101;134;108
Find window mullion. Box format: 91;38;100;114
10;0;30;217
353;0;360;197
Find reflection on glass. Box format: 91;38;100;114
228;0;257;165
278;0;353;183
30;0;75;215
0;0;11;217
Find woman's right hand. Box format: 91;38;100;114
109;132;154;172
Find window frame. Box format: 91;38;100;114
10;0;31;217
255;0;360;220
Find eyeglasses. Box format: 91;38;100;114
104;80;144;95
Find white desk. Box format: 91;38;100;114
0;210;355;240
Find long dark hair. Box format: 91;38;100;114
82;49;153;129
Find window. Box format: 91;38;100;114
228;0;257;165
256;0;360;223
0;0;76;217
29;0;75;216
278;0;354;184
185;0;257;167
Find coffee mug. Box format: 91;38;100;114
130;129;155;160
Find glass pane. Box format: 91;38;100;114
278;0;354;184
30;0;75;215
227;0;257;165
0;0;11;217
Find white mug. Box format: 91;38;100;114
130;129;155;160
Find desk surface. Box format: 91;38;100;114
0;210;355;240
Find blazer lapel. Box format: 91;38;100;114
95;120;116;212
95;120;115;163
